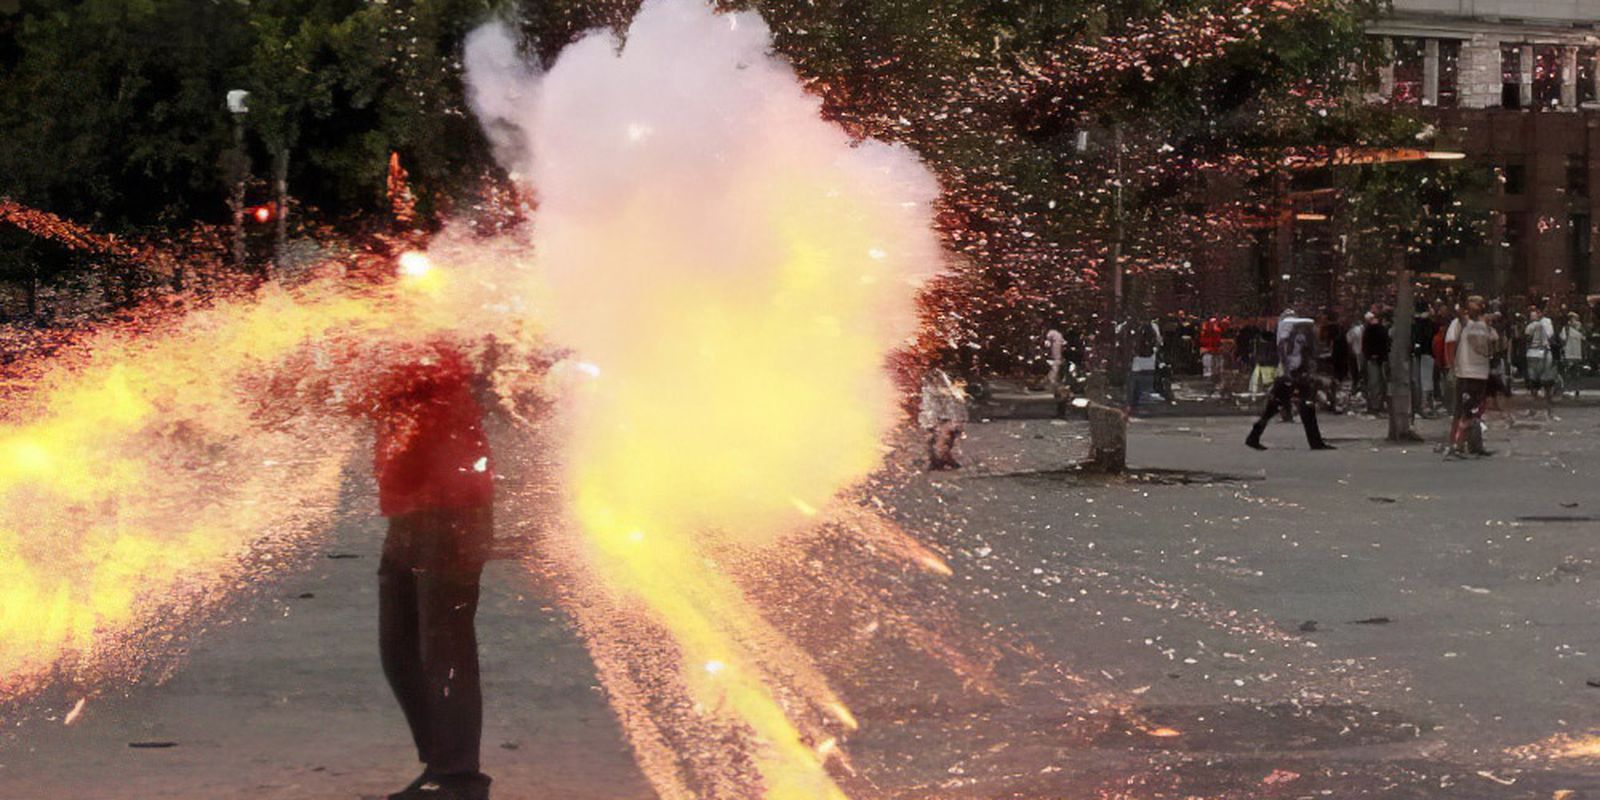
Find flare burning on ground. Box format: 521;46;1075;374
467;1;942;796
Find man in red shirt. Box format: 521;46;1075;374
362;340;495;800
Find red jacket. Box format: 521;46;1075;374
366;344;493;517
1199;320;1224;354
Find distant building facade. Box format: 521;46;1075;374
1371;0;1600;300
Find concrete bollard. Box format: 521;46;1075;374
1085;402;1127;474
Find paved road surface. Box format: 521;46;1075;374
4;408;1599;798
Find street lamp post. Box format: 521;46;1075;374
1387;151;1463;443
226;90;250;271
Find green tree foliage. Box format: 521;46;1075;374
716;0;1401;369
0;0;499;233
0;0;253;228
0;0;1415;348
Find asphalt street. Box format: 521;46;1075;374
3;408;1599;799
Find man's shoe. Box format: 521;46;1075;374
1245;438;1267;451
1471;449;1496;458
1310;442;1336;450
388;772;436;800
390;772;491;800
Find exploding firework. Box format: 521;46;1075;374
4;1;952;796
466;0;943;795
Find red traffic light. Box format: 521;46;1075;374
247;203;276;224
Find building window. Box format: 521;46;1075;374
1438;40;1461;108
1581;48;1598;105
1574;214;1593;294
1505;211;1526;251
1502;45;1523;108
1391;37;1425;104
1501;163;1527;195
1568;155;1588;199
1534;45;1562;107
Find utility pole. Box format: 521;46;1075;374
1386;247;1422;441
1089;123;1126;403
272;147;289;277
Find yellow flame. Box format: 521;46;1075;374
546;154;937;798
0;241;537;701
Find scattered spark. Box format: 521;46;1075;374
62;697;86;726
397;251;433;277
825;701;859;731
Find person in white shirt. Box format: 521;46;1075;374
1125;319;1162;415
1245;311;1334;451
1523;307;1558;418
1448;296;1496;457
919;368;968;470
1561;312;1585;398
1044;327;1066;397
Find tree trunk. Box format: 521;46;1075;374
1086;402;1127;474
272;146;289;278
1387;252;1422;442
1095;124;1125;405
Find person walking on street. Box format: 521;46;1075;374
1199;316;1224;391
920;367;968;470
1485;310;1516;426
1412;303;1437;417
1044;326;1068;413
365;340;496;800
1246;310;1334;451
1045;326;1065;390
1361;311;1390;415
1448;296;1496;458
1345;316;1365;399
1523;306;1558;419
1126;319;1162;416
1561;311;1585;398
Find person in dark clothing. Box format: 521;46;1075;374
1325;314;1350;389
1411;305;1437;416
362;341;496;800
1247;312;1335;451
1361;312;1390;414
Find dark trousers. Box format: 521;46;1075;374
379;506;493;777
1449;377;1488;453
1250;373;1326;447
1126;370;1156;412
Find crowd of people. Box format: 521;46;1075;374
1037;296;1596;457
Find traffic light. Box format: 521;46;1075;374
246;203;276;224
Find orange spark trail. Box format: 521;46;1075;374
0;229;540;704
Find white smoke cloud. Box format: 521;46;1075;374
463;0;942;379
460;4;946;793
462;22;540;179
